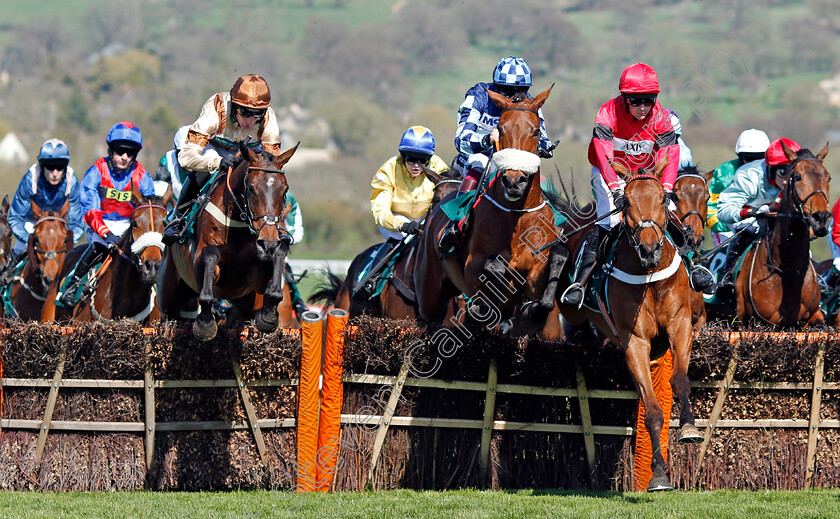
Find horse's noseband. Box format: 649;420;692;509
622;176;667;256
786;157;829;219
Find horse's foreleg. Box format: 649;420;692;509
193;247;220;341
669;314;702;443
625;335;672;491
255;251;287;333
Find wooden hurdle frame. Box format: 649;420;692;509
0;327;837;490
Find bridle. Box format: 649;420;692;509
782;155;829;221
119;202;167;272
499;105;540;155
674;173;707;239
226;164;293;243
622;175;668;259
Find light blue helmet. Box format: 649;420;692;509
493;56;532;87
37;138;70;162
106;121;143;150
398;126;435;156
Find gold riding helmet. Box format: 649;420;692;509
230;74;271;109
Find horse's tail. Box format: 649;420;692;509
309;269;345;307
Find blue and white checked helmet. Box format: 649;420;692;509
37;138;70;162
398;125;435;156
493;56;532;87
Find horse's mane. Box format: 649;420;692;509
541;185;574;216
678;165;699;176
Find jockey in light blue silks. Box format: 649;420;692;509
438;56;554;254
57;121;157;308
9;138;83;256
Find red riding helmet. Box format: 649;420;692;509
619;63;660;94
765;137;801;187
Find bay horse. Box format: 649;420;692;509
0;196;13;286
3;200;73;319
671;167;712;329
158;142;299;340
557;158;702;491
41;184;171;323
413;86;567;338
728;142;830;327
311;165;462;319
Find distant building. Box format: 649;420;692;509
0;132;28;164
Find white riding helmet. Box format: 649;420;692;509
735;129;770;154
173;125;190;151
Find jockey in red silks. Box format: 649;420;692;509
560;63;681;308
58;121;156;308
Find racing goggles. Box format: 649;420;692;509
402;153;431;166
235;105;267;120
623;94;657;107
40;159;69;172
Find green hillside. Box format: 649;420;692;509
0;0;838;258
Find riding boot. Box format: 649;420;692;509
438;171;481;255
284;263;308;318
717;229;754;290
560;225;608;308
824;267;840;292
354;238;399;299
163;173;203;244
58;242;106;308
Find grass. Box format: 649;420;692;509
0;488;838;518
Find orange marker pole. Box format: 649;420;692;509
316;308;348;491
297;311;323;492
633;349;674;491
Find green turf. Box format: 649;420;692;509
0;488;838;518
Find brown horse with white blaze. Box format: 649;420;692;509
557;157;702;491
41;184;171;323
158;142;299;340
414;86;567;336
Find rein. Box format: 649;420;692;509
224;163;293;242
622;176;666;258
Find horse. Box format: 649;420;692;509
726;142;830;327
671;167;713;329
310;165;462;319
158;142;299;340
413;86;568;338
41;184;171;323
556;157;702;491
0;196;13;285
3;200;73;319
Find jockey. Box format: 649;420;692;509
154;125;191;200
355;125;450;298
438;56;554;254
707;129;770;246
9;138;83;256
827;198;840;288
561;62;691;307
58;122;156;308
715;137;801;290
162;74;283;243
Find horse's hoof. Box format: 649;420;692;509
646;476;673;492
256;309;279;333
193;319;218;342
678;424;704;444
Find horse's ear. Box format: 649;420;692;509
59;198;70;218
530;84;554;110
781;140;798;162
161;183;173;207
485;87;511;110
130;179;146;206
652;154;669;180
817;142;829;161
1;195;8;216
274;142;300;169
238;141;259;164
421;163;443;185
610;161;632;180
702;170;713;184
31;199;43;220
282;200;292;221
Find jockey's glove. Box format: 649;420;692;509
732;217;759;233
740;204;772;219
219;154;243;172
401;220;422;235
103;232;120;248
610;188;626;211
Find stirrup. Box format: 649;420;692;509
438;225;462;254
559;283;584;309
689;265;715;292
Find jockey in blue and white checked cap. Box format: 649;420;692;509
439;56;554;254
